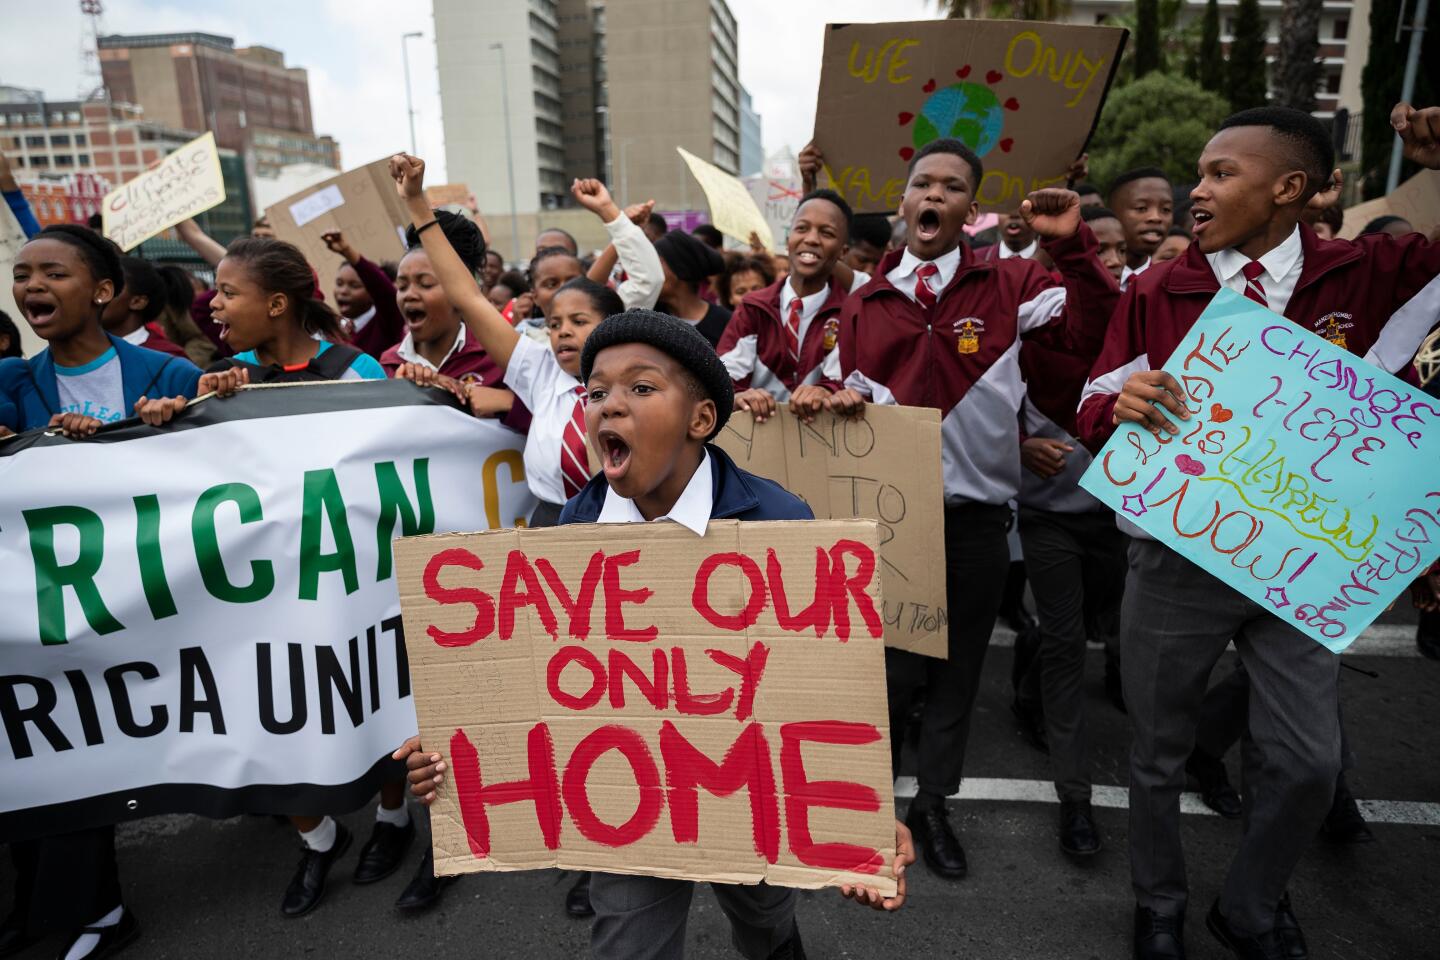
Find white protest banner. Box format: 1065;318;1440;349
0;381;535;840
101;132;226;252
395;520;897;893
678;147;774;249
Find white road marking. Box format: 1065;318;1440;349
892;776;1440;826
989;623;1425;657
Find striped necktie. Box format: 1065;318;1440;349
914;262;940;310
1241;259;1269;308
559;386;590;499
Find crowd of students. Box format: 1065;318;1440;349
3;98;1440;960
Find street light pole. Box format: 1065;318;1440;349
1387;0;1430;193
401;31;422;156
490;41;520;259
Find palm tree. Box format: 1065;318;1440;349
1228;0;1270;109
1274;0;1322;111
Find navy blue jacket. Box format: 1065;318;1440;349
0;332;203;431
559;443;813;525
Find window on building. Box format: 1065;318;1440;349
78;153;90;165
75;133;87;146
66;111;81;123
25;135;45;148
1333;18;1349;40
53;154;73;166
50;133;70;146
1324;73;1341;95
30;156;48;168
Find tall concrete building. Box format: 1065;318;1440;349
96;33;340;177
740;87;763;177
434;0;743;246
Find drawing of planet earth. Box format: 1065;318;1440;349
913;82;1005;157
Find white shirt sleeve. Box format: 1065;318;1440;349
503;333;561;411
607;214;664;310
848;269;871;293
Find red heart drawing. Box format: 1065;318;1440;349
898;111;914;125
986;69;1003;84
1210;403;1234;423
1174;454;1205;477
899;147;915;161
922;78;937;93
1004;97;1020;111
956;65;972;79
999;138;1014;153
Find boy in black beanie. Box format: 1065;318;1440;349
397;309;915;958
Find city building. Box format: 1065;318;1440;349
739;87;763;177
433;0;743;252
97;32;340;177
1055;0;1366;117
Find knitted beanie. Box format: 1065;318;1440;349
579;308;734;438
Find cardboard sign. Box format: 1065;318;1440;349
715;407;947;659
425;183;472;208
1078;289;1440;651
678;147;774;249
744;174;804;250
395;520;897;893
1339;169;1440;240
813;20;1126;214
101;132;226;251
265;159;413;278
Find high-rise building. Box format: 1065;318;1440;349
434;0;743;234
740;87;763;177
1054;0;1365;118
96;32;341;177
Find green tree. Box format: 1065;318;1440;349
937;0;1071;17
1275;0;1321;111
1227;0;1270;109
1360;0;1440;198
1087;72;1232;189
1103;0;1200;84
1135;0;1161;77
1189;0;1224;92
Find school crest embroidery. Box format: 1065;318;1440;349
953;317;984;355
458;372;486;385
1315;311;1354;349
822;317;839;351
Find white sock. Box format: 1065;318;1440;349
375;802;410;827
299;816;337;852
64;906;122;960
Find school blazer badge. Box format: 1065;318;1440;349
1314;311;1354;349
822;317;840;352
953;317;984;355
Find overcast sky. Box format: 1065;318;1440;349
4;0;937;185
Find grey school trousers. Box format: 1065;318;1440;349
1016;506;1128;802
1122;539;1341;937
589;873;796;960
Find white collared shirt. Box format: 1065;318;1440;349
778;278;830;346
350;305;377;335
1119;257;1151;291
997;239;1038;260
121;326;150;346
596;450;712;536
504;334;584;505
1206;226;1303;316
885;245;962;304
395;324;467;371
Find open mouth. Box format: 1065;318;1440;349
598;430;632;477
916;207;943;243
1190;209;1213;235
23;298;57;326
1004;221;1024;235
554;344;578;362
793;250;821;268
1138;228;1165;245
403;305;428;329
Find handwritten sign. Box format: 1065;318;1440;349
1339;169;1440;240
395;520;897;892
266;159;413;280
678;147;774;250
101;132;225;251
1079;290;1440;651
715;406;947;659
813;20;1126;214
744;174;803;250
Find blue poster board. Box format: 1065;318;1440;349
1079;289;1440;652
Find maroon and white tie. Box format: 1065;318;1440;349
559;386;590;499
1241;260;1269;308
914;262;940;310
784;296;803;365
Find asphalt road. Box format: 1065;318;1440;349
5;627;1436;960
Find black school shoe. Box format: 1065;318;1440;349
353;819;415;884
1273;893;1309;960
765;927;806;960
395;847;460;911
280;822;353;918
1319;774;1374;843
1059;799;1102;857
55;908;140;960
1206;901;1286;959
1133;905;1185;960
905;803;968;879
1185;750;1243;820
565;872;594;918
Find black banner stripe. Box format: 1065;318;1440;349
0;380;467;457
0;755;405;842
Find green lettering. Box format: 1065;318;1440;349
192;483;275;603
134;494;177;620
299;469;358;600
374;459;435;581
23;506;122;646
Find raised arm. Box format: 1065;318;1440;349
391;154;522;371
1;149;40;238
175;219;228;268
572;179;663;309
